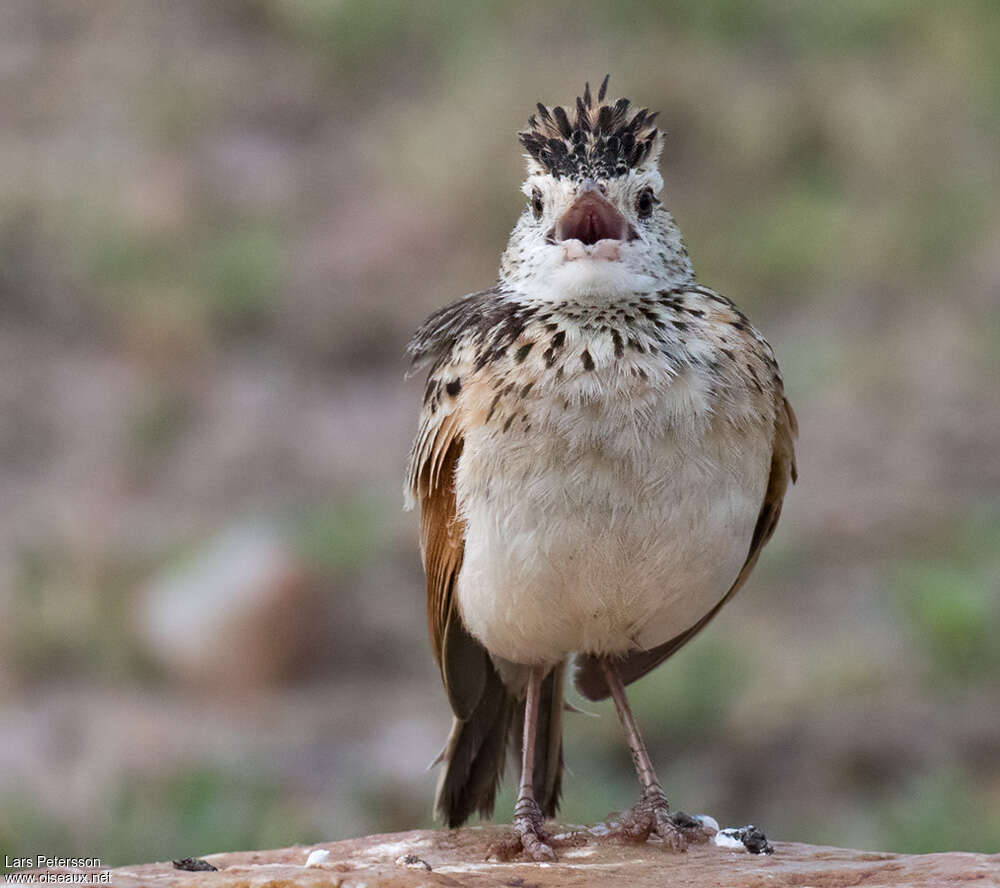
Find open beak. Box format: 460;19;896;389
554;180;630;260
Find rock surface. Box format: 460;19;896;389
37;826;1000;887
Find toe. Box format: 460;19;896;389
659;825;688;852
508;810;560;862
523;837;557;862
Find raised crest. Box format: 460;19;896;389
519;75;663;179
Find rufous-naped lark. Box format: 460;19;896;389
405;77;797;861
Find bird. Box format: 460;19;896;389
404;76;797;861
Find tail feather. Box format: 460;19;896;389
435;660;565;827
435;663;514;827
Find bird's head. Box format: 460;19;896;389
499;77;693;300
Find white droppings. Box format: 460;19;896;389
714;830;746;850
696;814;720;833
304;849;330;867
563;847;596;859
588;822;611;837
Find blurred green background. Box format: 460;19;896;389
2;0;999;867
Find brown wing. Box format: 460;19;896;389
408;397;491;721
575;396;798;701
406;288;523;721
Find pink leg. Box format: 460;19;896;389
512;664;556;860
600;658;709;850
488;664;558;862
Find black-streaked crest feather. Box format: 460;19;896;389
552;105;572;139
518;82;662;179
596;104;613;133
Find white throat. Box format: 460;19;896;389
546;256;658;301
500;235;665;302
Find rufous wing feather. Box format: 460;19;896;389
411;408;489;721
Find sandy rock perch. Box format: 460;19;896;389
33;826;1000;888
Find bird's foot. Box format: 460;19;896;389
612;792;712;851
487;798;559;862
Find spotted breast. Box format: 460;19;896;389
406;283;789;667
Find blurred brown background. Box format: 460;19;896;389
2;0;999;867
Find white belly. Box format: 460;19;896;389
454;374;771;665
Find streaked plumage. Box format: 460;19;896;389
405;77;796;857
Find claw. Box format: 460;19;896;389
515;815;557;862
610;794;712;851
487;823;556;861
487;798;558;862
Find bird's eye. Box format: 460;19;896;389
636;188;655;219
531;188;544;220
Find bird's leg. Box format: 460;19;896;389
513;663;557;860
488;664;557;862
600;657;710;851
